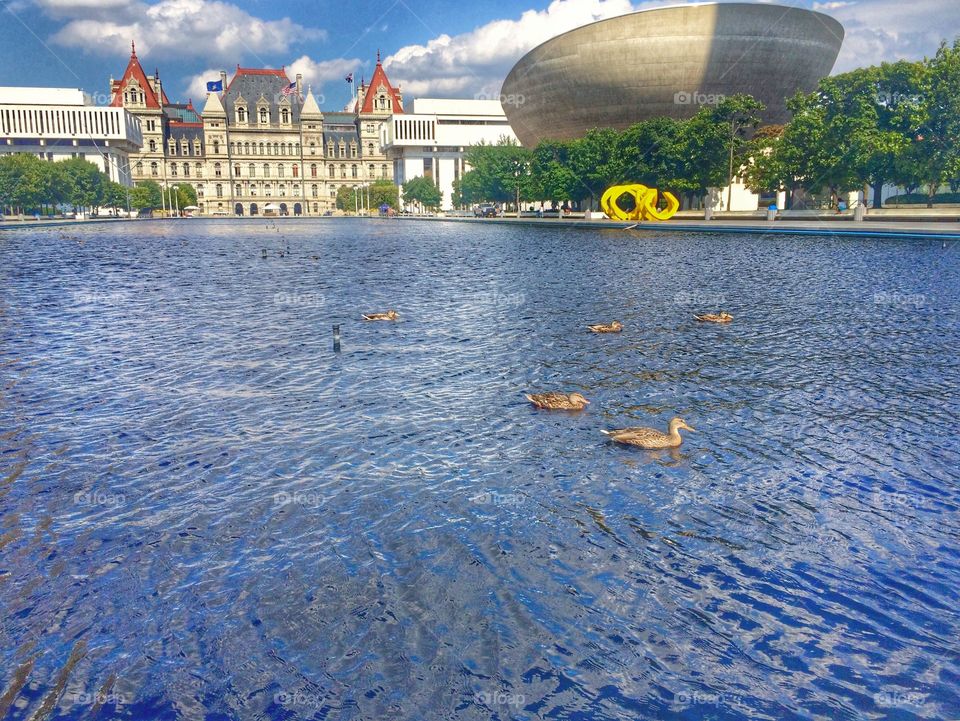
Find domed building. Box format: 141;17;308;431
501;2;844;147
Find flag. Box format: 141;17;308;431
345;73;354;84
206;79;223;92
281;81;297;96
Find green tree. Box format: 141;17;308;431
335;185;358;212
711;94;765;211
0;154;50;213
130;179;162;209
566;128;621;208
402;175;443;210
59;158;105;212
462;137;534;208
368;180;399;209
103;181;129;213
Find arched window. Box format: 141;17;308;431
195;163;202;177
266;144;272;156
311;184;318;198
280;144;286;156
351;164;357;178
235;184;242;196
295;143;301;154
148;139;156;152
259;142;265;155
259;107;268;124
281;108;289;123
150;162;158;176
368;164;374;178
234;164;241;177
310;164;317;178
368;142;374;155
309;142;316;155
274;142;280;155
214;162;222;177
381;164;388;179
288;143;294;155
328;165;334;178
216;183;223;197
293;165;299;178
212;140;220;154
263;164;270;178
183;163;190;177
230;142;235;154
247;164;254;177
237;107;246;122
278;165;285;178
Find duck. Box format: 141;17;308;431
601;417;695;448
526;391;590;410
694;312;733;323
587;321;623;333
362;310;399;321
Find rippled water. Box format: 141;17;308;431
1;219;958;721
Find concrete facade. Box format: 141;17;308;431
501;2;844;147
0;87;142;184
381;98;517;211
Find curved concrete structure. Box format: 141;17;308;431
501;3;844;147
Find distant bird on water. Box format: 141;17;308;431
362;310;399;321
526;391;590;410
694;312;733;323
587;320;623;333
601;417;695;448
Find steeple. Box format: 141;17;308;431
358;52;403;115
301;86;323;119
110;41;162;108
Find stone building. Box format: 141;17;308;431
110;44;403;215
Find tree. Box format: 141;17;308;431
130;180;162;209
103;181;129;212
335;185;358;212
0;154;50;214
402;175;443;210
59;158;105;212
368;180;399;209
462;137;534;208
711;95;765;211
567;128;622;208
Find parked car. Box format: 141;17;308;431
474;204;498;218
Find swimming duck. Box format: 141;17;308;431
694;312;733;323
587;321;623;333
362;310;399;321
526;391;590;410
601;417;695;448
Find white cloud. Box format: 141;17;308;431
287;55;363;93
822;0;960;71
383;0;637;98
183;67;223;102
49;0;325;61
812;1;854;9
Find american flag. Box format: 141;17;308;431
281;81;297;96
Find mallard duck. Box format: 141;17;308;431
694;312;733;323
362;310;399;321
526;391;590;410
601;417;695;448
587;321;623;333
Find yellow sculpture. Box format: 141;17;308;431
601;184;679;221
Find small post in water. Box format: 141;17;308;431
332;324;341;353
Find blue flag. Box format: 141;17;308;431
206;79;223;92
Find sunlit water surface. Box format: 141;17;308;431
1;219;958;720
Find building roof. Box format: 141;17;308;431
359;54;403;115
110;42;162;109
223;66;303;123
0;87;89;106
164;101;202;124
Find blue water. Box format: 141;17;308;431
0;219;958;721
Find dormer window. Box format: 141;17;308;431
259;107;268;124
237;107;246;122
148;139;156;152
281;108;289;124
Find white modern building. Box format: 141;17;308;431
0;87;142;185
381;98;518;211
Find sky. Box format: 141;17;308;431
1;0;958;110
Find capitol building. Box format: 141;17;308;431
110;44;403;216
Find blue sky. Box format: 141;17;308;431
1;0;958;110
